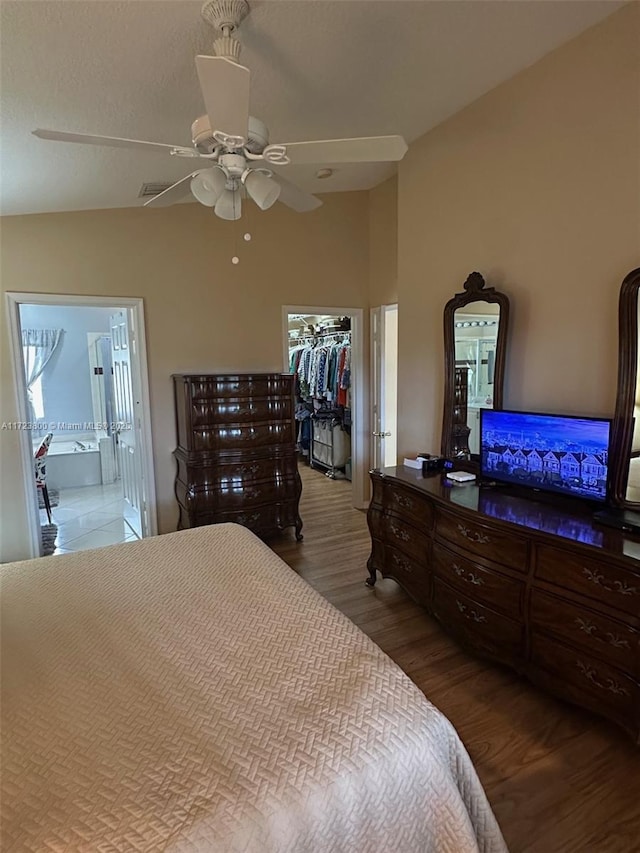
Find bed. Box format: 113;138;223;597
1;523;507;852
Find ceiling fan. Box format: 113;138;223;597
32;0;408;221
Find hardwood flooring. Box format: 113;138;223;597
271;463;640;853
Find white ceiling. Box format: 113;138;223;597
0;0;622;216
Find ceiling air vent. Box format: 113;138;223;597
138;182;173;198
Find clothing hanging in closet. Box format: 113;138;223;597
289;337;351;407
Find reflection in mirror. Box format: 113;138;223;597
442;272;510;461
454;301;501;455
610;267;640;507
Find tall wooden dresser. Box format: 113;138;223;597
173;373;303;540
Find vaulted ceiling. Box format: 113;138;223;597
0;0;622;216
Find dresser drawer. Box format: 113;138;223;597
384;482;433;530
436;508;529;572
188;375;293;400
175;452;299;487
432;578;524;668
190;421;295;453
531;590;640;677
383;544;431;606
190;397;293;426
379;514;430;566
432;542;524;618
189;501;299;537
535;544;640;617
530;633;639;728
176;475;299;512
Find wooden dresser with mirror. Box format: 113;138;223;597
368;269;640;743
441;271;509;462
610;267;640;508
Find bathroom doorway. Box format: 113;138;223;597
6;293;157;558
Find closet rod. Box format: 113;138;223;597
289;330;351;344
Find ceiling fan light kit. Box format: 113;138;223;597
215;186;242;220
243;169;280;210
31;0;408;222
191;166;227;206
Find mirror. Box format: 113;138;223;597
441;272;510;460
610;267;640;507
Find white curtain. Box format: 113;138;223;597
21;328;63;421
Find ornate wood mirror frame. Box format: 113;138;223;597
441;272;510;461
610;266;640;507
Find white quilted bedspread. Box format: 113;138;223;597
1;524;507;852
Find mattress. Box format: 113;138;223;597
1;523;507;852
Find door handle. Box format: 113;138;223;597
372;431;392;437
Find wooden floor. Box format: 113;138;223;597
271;463;640;853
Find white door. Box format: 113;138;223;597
110;310;144;538
370;305;398;469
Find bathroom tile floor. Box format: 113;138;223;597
41;481;140;555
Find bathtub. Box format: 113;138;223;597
34;432;117;490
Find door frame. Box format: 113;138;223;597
370;303;398;470
5;292;157;559
87;332;110;426
282;305;367;509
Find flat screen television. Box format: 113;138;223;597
480;409;611;504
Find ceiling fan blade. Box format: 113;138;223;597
143;173;201;207
32;129;198;156
195;56;250;142
269;135;408;166
271;173;322;213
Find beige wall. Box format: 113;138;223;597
0;194;368;561
397;3;640;459
368;176;398;307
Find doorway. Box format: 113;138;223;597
282;305;366;509
5;293;157;559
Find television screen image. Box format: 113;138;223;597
480;409;611;503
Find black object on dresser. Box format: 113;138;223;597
173;374;303;540
367;467;640;743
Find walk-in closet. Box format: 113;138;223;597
287;313;353;483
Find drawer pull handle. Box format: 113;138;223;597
574;618;631;649
582;567;637;597
456;600;486;623
392;553;413;573
575;616;597;635
239;464;260;474
576;660;629;696
453;564;484;585
393;493;414;510
606;633;630;649
390;523;410;542
457;524;490;545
